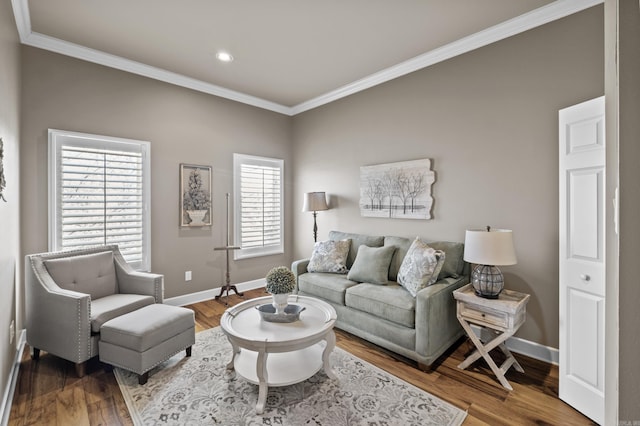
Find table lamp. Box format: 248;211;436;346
302;192;329;242
463;227;517;298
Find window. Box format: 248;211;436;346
48;129;151;271
233;153;284;259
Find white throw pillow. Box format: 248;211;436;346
307;239;351;274
397;237;446;297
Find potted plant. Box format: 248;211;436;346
265;266;296;313
183;169;211;225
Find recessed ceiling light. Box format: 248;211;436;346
216;51;234;63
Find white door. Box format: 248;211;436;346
559;96;605;425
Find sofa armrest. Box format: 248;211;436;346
291;259;310;292
25;256;92;363
117;269;164;303
414;276;468;361
113;252;164;303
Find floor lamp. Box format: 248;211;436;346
302;192;329;242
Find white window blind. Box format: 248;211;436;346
233;154;284;259
49;129;151;271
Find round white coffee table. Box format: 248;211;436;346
220;295;337;414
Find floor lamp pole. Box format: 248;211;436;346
312;211;319;242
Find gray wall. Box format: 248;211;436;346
291;6;604;348
614;1;640;421
20;47;293;299
0;0;21;419
17;4;605;355
8;2;640;420
11;2;640;420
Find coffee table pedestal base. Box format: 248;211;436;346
228;339;336;414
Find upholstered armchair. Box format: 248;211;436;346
25;245;163;377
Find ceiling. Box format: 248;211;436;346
13;0;601;115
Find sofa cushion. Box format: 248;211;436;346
345;283;416;328
384;236;412;282
298;272;359;305
307;239;351;273
347;245;396;285
44;251;118;300
90;293;155;333
397;238;446;297
329;231;384;269
428;241;465;279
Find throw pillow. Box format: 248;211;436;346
347;245;396;285
397;237;446;297
307;239;351;273
428;241;464;279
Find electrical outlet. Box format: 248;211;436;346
9;320;15;345
185;271;192;281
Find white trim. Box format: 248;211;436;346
10;0;30;42
470;324;559;365
25;32;291;116
164;288;561;365
11;0;602;116
10;0;289;116
233;154;285;260
163;278;266;307
290;0;603;114
1;330;26;426
48;128;152;271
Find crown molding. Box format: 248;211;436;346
290;0;603;115
10;0;291;115
12;0;602;117
11;0;30;42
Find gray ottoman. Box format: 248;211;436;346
99;304;196;384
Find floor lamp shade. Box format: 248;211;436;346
464;228;517;298
302;192;328;213
302;192;329;242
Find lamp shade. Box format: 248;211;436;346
302;192;328;212
463;228;517;266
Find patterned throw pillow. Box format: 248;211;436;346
307;239;351;274
397;237;446;297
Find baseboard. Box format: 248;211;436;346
164;282;560;365
164;278;266;307
0;283;557;425
470;324;559;365
1;329;26;426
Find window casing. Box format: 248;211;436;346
48;129;151;271
233;153;284;260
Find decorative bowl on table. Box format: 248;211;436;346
256;303;306;323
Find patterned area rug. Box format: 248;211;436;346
115;327;466;425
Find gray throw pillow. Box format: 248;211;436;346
329;231;384;269
347;245;396;285
307;239;351;273
428;241;464;279
397;237;446;297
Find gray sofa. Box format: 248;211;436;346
292;231;469;368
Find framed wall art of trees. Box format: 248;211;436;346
359;158;435;220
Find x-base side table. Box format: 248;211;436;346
453;283;530;391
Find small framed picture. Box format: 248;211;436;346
180;163;212;227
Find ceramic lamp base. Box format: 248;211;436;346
472;264;504;299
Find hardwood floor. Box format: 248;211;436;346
9;288;595;425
